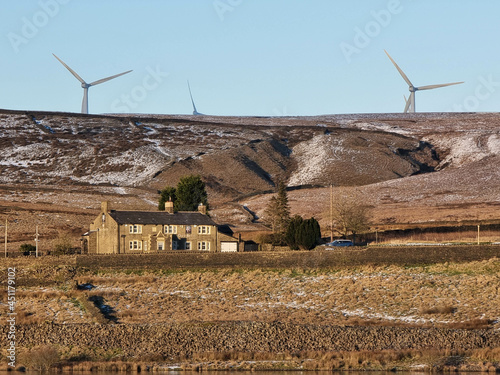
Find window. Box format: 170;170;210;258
186;225;192;235
198;241;210;251
129;224;142;234
197;226;211;235
129;240;142;250
172;241;178;250
164;225;177;234
157;241;164;251
185;242;192;250
152;226;157;232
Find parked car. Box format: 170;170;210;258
324;239;354;247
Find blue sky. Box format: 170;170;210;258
1;0;499;116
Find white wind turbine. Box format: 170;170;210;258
53;54;132;114
187;80;204;115
384;50;463;113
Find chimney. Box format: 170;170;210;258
198;203;207;215
101;201;110;213
165;199;174;214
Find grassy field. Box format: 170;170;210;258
1;254;499;371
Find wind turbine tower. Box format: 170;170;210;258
53;54;132;114
384;50;463;113
187;80;204;115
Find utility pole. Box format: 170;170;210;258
35;225;39;257
4;218;7;258
477;224;480;245
330;184;334;242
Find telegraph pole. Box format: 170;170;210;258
330;185;334;242
4;218;7;258
35;225;39;257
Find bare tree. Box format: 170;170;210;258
324;187;370;244
21;345;60;372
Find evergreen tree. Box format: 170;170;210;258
285;215;303;250
301;218;321;250
264;181;290;245
174;175;209;212
285;216;321;250
158;186;176;211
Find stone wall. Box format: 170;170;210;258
6;322;500;358
76;245;500;269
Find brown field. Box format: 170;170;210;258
2;255;499;329
1;254;500;371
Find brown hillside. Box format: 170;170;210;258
2;110;500;246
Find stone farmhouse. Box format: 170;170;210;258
84;201;239;254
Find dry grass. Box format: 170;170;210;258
2;257;499;329
9;345;500;372
166;347;500;371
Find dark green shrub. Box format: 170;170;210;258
19;243;36;255
285;216;321;250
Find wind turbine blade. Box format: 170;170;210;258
187;80;199;114
89;70;132;86
384;50;413;88
404;92;412;113
417;82;464;91
53;53;86;84
82;87;89;114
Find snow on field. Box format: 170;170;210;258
426;133;500;169
343;121;412;136
289;134;336;186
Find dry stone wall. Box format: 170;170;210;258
76;245;500;269
6;322;500;357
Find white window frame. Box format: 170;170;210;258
197;226;211;235
197;241;210;251
185;241;192;250
129;240;142;250
157;241;164;251
129;224;142;234
164;225;177;234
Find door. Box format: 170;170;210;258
220;242;238;252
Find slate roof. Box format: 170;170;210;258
108;210;216;226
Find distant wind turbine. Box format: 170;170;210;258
187;80;204;115
384;50;463;113
53;54;132;114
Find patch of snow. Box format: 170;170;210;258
426;133;500;169
340;308;450;325
288;134;332;186
348;122;412;136
114;187;128;195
